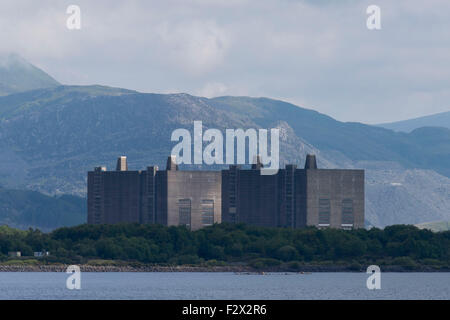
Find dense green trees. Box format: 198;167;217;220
0;223;448;268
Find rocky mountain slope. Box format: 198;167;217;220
365;169;450;227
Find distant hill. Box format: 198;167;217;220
0;85;449;227
377;111;450;132
0;53;60;96
0;188;86;231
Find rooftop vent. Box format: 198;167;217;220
304;154;317;169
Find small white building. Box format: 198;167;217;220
8;251;21;257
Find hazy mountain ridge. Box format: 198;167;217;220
208;96;450;177
0;53;60;96
378;110;450;132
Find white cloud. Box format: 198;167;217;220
156;20;230;75
197;82;228;97
0;0;449;123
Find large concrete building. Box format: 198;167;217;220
222;155;364;229
88;154;364;230
88;156;221;230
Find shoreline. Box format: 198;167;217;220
0;264;448;272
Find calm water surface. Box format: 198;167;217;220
0;272;448;300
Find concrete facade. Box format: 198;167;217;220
221;155;364;229
87;164;140;225
222;165;280;227
88;156;222;230
164;170;221;230
303;169;364;229
88;154;364;230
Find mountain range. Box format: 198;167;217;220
0;54;449;230
378;111;450;132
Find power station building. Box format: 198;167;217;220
88;156;221;230
88;155;364;230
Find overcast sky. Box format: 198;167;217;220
1;0;449;124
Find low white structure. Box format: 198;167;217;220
33;251;50;257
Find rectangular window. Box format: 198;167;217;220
178;199;191;229
318;198;330;226
201;199;214;226
341;199;354;227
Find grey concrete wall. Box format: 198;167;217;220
166;171;222;230
305;169;365;229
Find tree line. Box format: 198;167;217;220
0;223;449;269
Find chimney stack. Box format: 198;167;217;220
166;155;178;171
304;154;317;169
116;156;128;171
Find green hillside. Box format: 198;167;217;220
0;188;86;231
